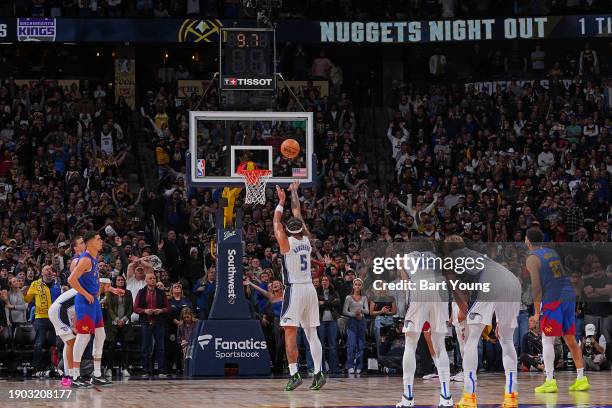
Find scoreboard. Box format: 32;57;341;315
219;28;276;91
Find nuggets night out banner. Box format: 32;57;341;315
0;15;610;43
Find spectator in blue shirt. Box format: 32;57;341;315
193;266;215;319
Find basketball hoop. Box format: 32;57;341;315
236;162;272;205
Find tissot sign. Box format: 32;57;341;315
222;77;274;90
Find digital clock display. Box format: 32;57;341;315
220;28;276;91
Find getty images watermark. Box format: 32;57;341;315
352;241;611;302
371;251;490;293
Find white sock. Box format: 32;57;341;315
303;327;323;374
577;368;584;379
439;370;451;399
463;323;484;394
73;366;80;378
68;368;74;379
431;332;451;399
289;363;298;376
498;325;518;395
62;345;69;376
402;333;419;399
542;335;555;382
94;360;101;377
505;370;517;394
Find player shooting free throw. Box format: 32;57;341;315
274;181;325;391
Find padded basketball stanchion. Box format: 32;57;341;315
185;191;271;377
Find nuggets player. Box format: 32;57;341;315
274;181;325;391
50;235;125;387
525;227;590;393
49;236;85;386
396;242;454;408
67;231;110;388
445;235;521;408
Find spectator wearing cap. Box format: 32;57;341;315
133;272;171;378
23;265;61;376
193;266;216;319
126;255;152;321
582;323;607;371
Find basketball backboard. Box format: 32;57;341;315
187;111;314;188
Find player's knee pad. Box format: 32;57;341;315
73;333;91;362
93;327;106;358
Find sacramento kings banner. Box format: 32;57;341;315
0;14;610;43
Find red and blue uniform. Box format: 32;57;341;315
531;247;576;336
74;252;103;334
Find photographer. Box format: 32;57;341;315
369;288;397;348
582;324;608;371
520;315;544;371
377;318;405;373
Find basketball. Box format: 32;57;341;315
280;139;300;159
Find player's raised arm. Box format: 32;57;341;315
274;185;290;254
68;257;95;304
526;254;542;319
289;180;312;238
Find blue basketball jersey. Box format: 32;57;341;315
530;247;575;303
76;252;99;296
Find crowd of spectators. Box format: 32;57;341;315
144;39;612;377
7;0;612;19
0;37;609;380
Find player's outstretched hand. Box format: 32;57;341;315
288;180;300;192
276;185;286;204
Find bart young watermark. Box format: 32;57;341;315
372;278;490;293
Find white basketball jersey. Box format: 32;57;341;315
407;250;449;303
281;236;312;284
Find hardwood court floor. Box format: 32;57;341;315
0;371;610;407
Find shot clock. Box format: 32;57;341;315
220;28;276;91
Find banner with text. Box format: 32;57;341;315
0;15;610;43
115;59;136;109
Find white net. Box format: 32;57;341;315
239;170;272;205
